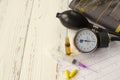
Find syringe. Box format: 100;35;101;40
72;59;98;73
52;48;97;73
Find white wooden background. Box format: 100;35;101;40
1;0;120;80
0;0;70;80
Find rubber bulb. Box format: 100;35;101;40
56;10;93;30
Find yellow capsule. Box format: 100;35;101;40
64;69;70;79
69;69;77;78
65;37;71;55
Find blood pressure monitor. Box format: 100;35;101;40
74;28;110;53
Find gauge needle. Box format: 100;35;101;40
84;40;96;42
80;39;95;43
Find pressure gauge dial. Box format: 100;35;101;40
74;28;98;53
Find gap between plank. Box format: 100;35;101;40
18;0;35;80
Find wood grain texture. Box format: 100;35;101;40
19;0;69;80
0;0;70;80
0;0;35;80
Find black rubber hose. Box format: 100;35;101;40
107;30;120;37
111;37;120;41
96;27;120;37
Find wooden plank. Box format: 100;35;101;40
19;0;69;80
0;0;8;79
0;0;35;80
0;0;8;28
